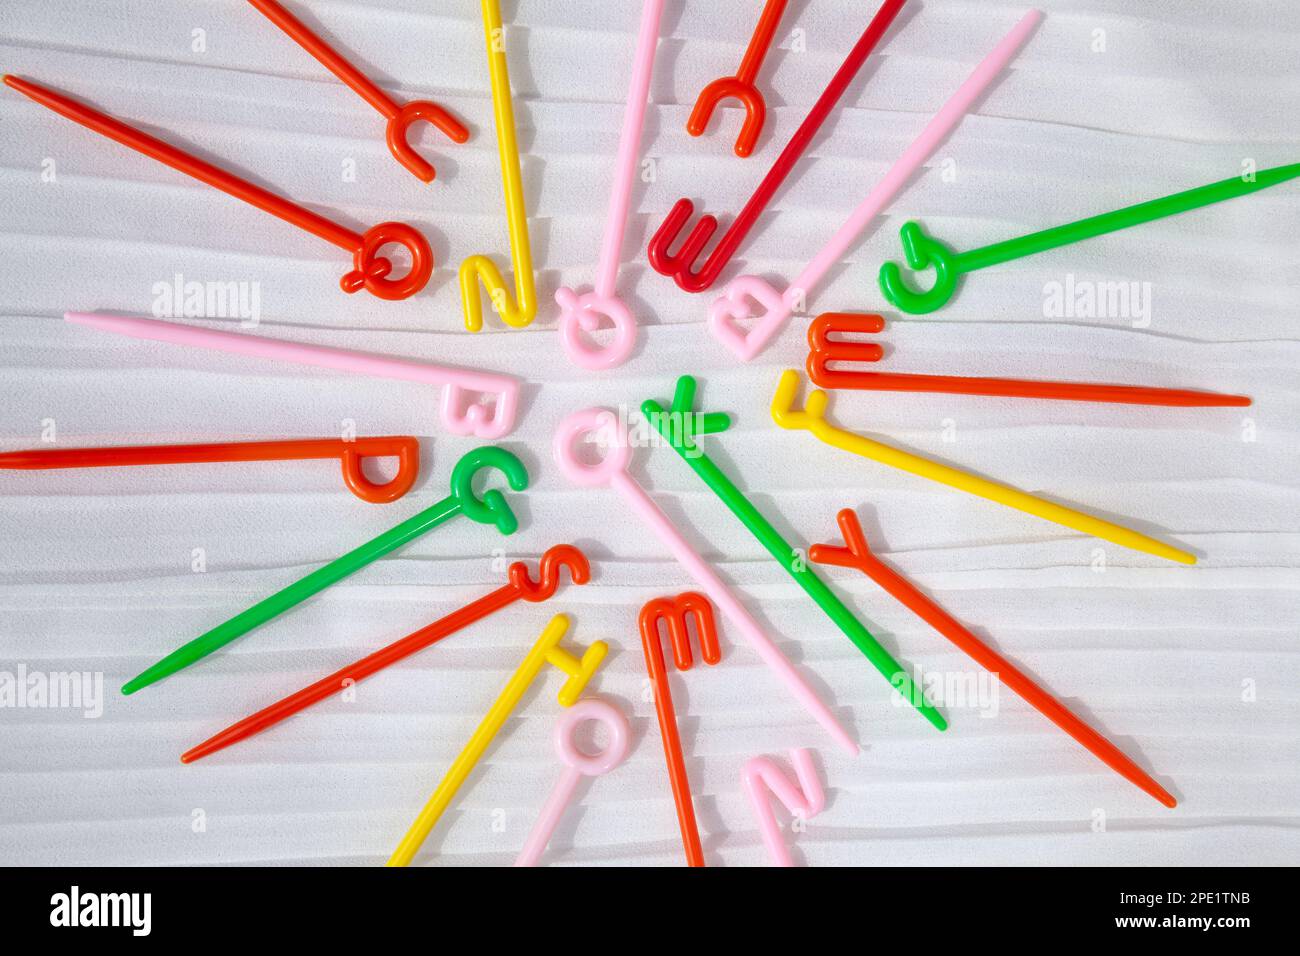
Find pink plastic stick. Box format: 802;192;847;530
709;9;1043;361
552;407;858;756
64;311;520;439
514;698;631;867
555;0;665;370
742;748;825;866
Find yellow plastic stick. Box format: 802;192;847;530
387;614;606;867
770;371;1196;565
460;0;538;331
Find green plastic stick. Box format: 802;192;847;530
880;162;1300;314
121;446;528;694
641;375;947;731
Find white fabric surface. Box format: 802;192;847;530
0;0;1297;866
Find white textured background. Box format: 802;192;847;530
1;0;1297;866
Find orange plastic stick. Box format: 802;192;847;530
0;436;419;504
687;0;790;157
3;74;432;300
246;0;468;182
640;593;722;866
808;313;1252;407
810;508;1177;808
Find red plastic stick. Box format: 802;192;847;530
3;74;432;301
180;544;590;763
808;313;1252;407
639;592;722;867
687;0;790;158
247;0;468;182
809;509;1177;808
0;436;419;504
649;0;908;293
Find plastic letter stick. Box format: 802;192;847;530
246;0;468;182
121;446;528;694
553;408;859;754
387;614;607;867
64;312;520;440
771;370;1195;564
3;75;432;301
639;376;947;731
880;163;1300;314
555;0;666;369
687;0;790;158
811;509;1177;807
640;594;722;866
514;698;631;866
742;749;825;866
0;436;421;504
806;312;1252;407
460;0;538;330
